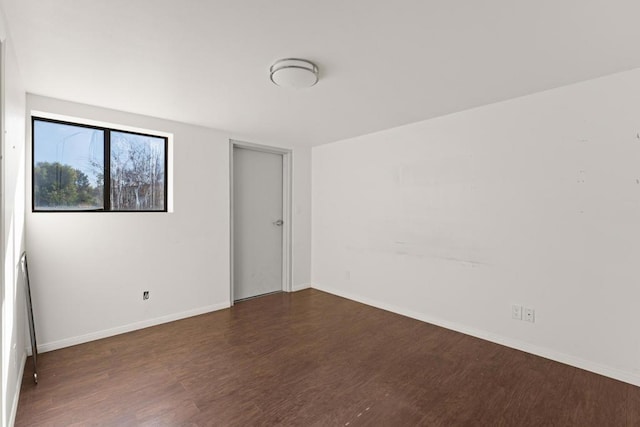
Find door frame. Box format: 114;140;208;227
229;140;292;305
0;39;5;423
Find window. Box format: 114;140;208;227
32;117;168;212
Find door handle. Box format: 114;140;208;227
273;219;284;226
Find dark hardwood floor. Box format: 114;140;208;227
16;289;640;426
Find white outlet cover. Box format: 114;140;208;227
512;305;522;320
524;308;535;322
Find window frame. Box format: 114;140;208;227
32;116;169;213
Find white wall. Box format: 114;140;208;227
292;145;312;290
26;95;232;351
312;68;640;386
0;6;27;426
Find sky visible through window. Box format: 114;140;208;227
33;120;104;186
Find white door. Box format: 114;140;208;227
233;146;283;301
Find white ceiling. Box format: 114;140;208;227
2;0;640;146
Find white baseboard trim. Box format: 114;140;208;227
9;351;27;427
292;283;312;292
37;302;230;353
312;283;640;387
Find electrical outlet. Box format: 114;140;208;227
524;307;535;323
345;271;351;280
512;305;522;320
143;291;149;300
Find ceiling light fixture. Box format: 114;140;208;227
270;58;319;89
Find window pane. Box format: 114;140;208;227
33;120;105;210
110;131;165;211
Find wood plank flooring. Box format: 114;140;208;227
15;289;640;426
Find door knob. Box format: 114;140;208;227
273;219;284;226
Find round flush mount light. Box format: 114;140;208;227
270;58;319;88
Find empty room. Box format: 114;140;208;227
1;1;640;426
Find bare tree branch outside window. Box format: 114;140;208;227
110;132;165;211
